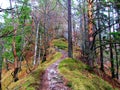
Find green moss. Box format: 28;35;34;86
52;38;68;50
2;52;62;90
23;52;62;90
59;58;115;90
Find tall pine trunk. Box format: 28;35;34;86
87;0;94;67
68;0;73;58
113;10;119;79
108;6;115;78
97;0;104;71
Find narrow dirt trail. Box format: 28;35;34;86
39;50;70;90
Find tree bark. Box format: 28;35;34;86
33;23;39;65
12;41;19;81
68;0;73;58
108;6;115;78
9;0;19;82
112;10;119;79
97;0;104;71
87;0;94;67
0;45;3;90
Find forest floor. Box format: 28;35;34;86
39;50;71;90
39;38;120;90
2;38;120;90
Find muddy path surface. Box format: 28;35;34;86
39;50;70;90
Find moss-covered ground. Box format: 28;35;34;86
59;58;117;90
2;38;118;90
2;52;62;90
52;38;68;50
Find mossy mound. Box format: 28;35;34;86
59;58;116;90
52;38;68;50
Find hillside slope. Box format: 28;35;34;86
2;38;119;90
59;58;117;90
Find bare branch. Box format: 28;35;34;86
0;8;14;12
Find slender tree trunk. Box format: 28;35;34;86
97;0;104;71
33;23;39;65
116;10;120;79
0;71;1;90
68;0;73;58
42;1;48;62
9;0;19;82
99;33;104;71
108;6;115;78
38;47;41;64
112;10;119;79
87;0;94;67
109;41;115;78
19;24;25;70
81;16;85;57
37;27;41;65
83;0;87;57
73;20;76;47
0;45;3;90
42;22;47;62
115;43;119;79
12;41;19;81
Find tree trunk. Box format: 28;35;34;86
33;23;39;65
109;42;115;78
9;0;19;82
68;0;73;58
87;0;94;67
115;43;119;79
99;33;104;71
42;2;48;62
108;6;115;78
97;0;104;71
112;10;119;79
12;41;19;82
37;34;42;65
73;20;76;47
43;23;47;62
0;45;3;90
82;0;87;57
0;71;1;90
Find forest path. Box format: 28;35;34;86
39;50;70;90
